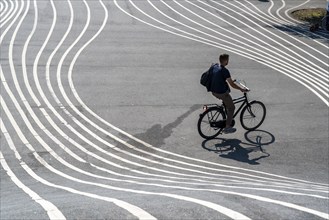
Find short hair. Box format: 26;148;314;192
219;54;229;63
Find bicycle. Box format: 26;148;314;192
310;15;329;32
321;15;329;31
197;80;266;139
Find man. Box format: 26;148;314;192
210;54;248;134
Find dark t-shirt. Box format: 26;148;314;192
210;64;231;94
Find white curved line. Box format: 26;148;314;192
231;0;329;56
241;0;329;46
156;0;328;93
114;0;329;105
49;0;312;187
22;0;41;107
0;96;251;220
1;95;328;219
284;0;310;23
0;0;17;27
0;0;9;20
180;0;328;95
77;0;323;185
1;0;326;217
0;0;24;44
3;101;326;219
275;0;295;25
66;0;329;187
0;152;66;220
208;0;329;71
91;163;328;195
0;119;65;219
0;2;4;13
2;0;292;193
5;54;326;190
0;130;157;220
12;0;290;187
35;0;260;183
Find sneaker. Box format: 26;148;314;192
223;127;236;134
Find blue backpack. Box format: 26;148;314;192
200;64;216;92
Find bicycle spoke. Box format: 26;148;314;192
240;101;266;131
197;107;224;139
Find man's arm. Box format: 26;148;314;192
227;78;249;92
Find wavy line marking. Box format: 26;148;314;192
1;0;327;217
0;125;157;220
0;152;66;219
113;0;328;106
0;0;157;217
243;0;329;42
0;0;18;27
57;0;329;189
62;0;327;187
0;96;251;220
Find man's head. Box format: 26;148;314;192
219;54;229;66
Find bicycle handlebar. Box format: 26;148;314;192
233;79;250;92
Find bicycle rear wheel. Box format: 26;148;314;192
240;101;266;131
197;107;225;139
321;16;329;31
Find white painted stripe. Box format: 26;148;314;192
206;0;329;72
1;80;310;199
7;0;262;189
42;0;311;188
172;0;328;93
0;135;65;220
1;97;249;220
0;0;270;186
113;0;328;105
59;0;326;190
29;149;329;220
35;0;246;183
3;0;86;163
1;0;326;217
36;156;252;220
0;0;24;44
50;0;328;191
155;0;326;90
274;0;294;25
20;158;158;220
241;0;329;47
229;0;329;57
109;0;326;184
0;71;86;163
22;0;41;107
0;125;157;220
284;0;309;24
0;0;17;27
91;163;329;193
1;101;327;219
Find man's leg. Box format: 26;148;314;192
212;92;235;127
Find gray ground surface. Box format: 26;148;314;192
1;0;328;219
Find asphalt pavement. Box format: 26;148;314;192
1;0;328;219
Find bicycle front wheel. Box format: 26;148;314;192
240;101;266;131
197;107;225;139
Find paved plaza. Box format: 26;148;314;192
1;0;328;219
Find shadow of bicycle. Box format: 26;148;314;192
201;130;275;165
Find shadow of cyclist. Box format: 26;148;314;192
201;130;274;165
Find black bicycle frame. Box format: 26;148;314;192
223;93;249;119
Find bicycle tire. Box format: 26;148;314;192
197;107;225;139
240;101;266;131
321;15;329;31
